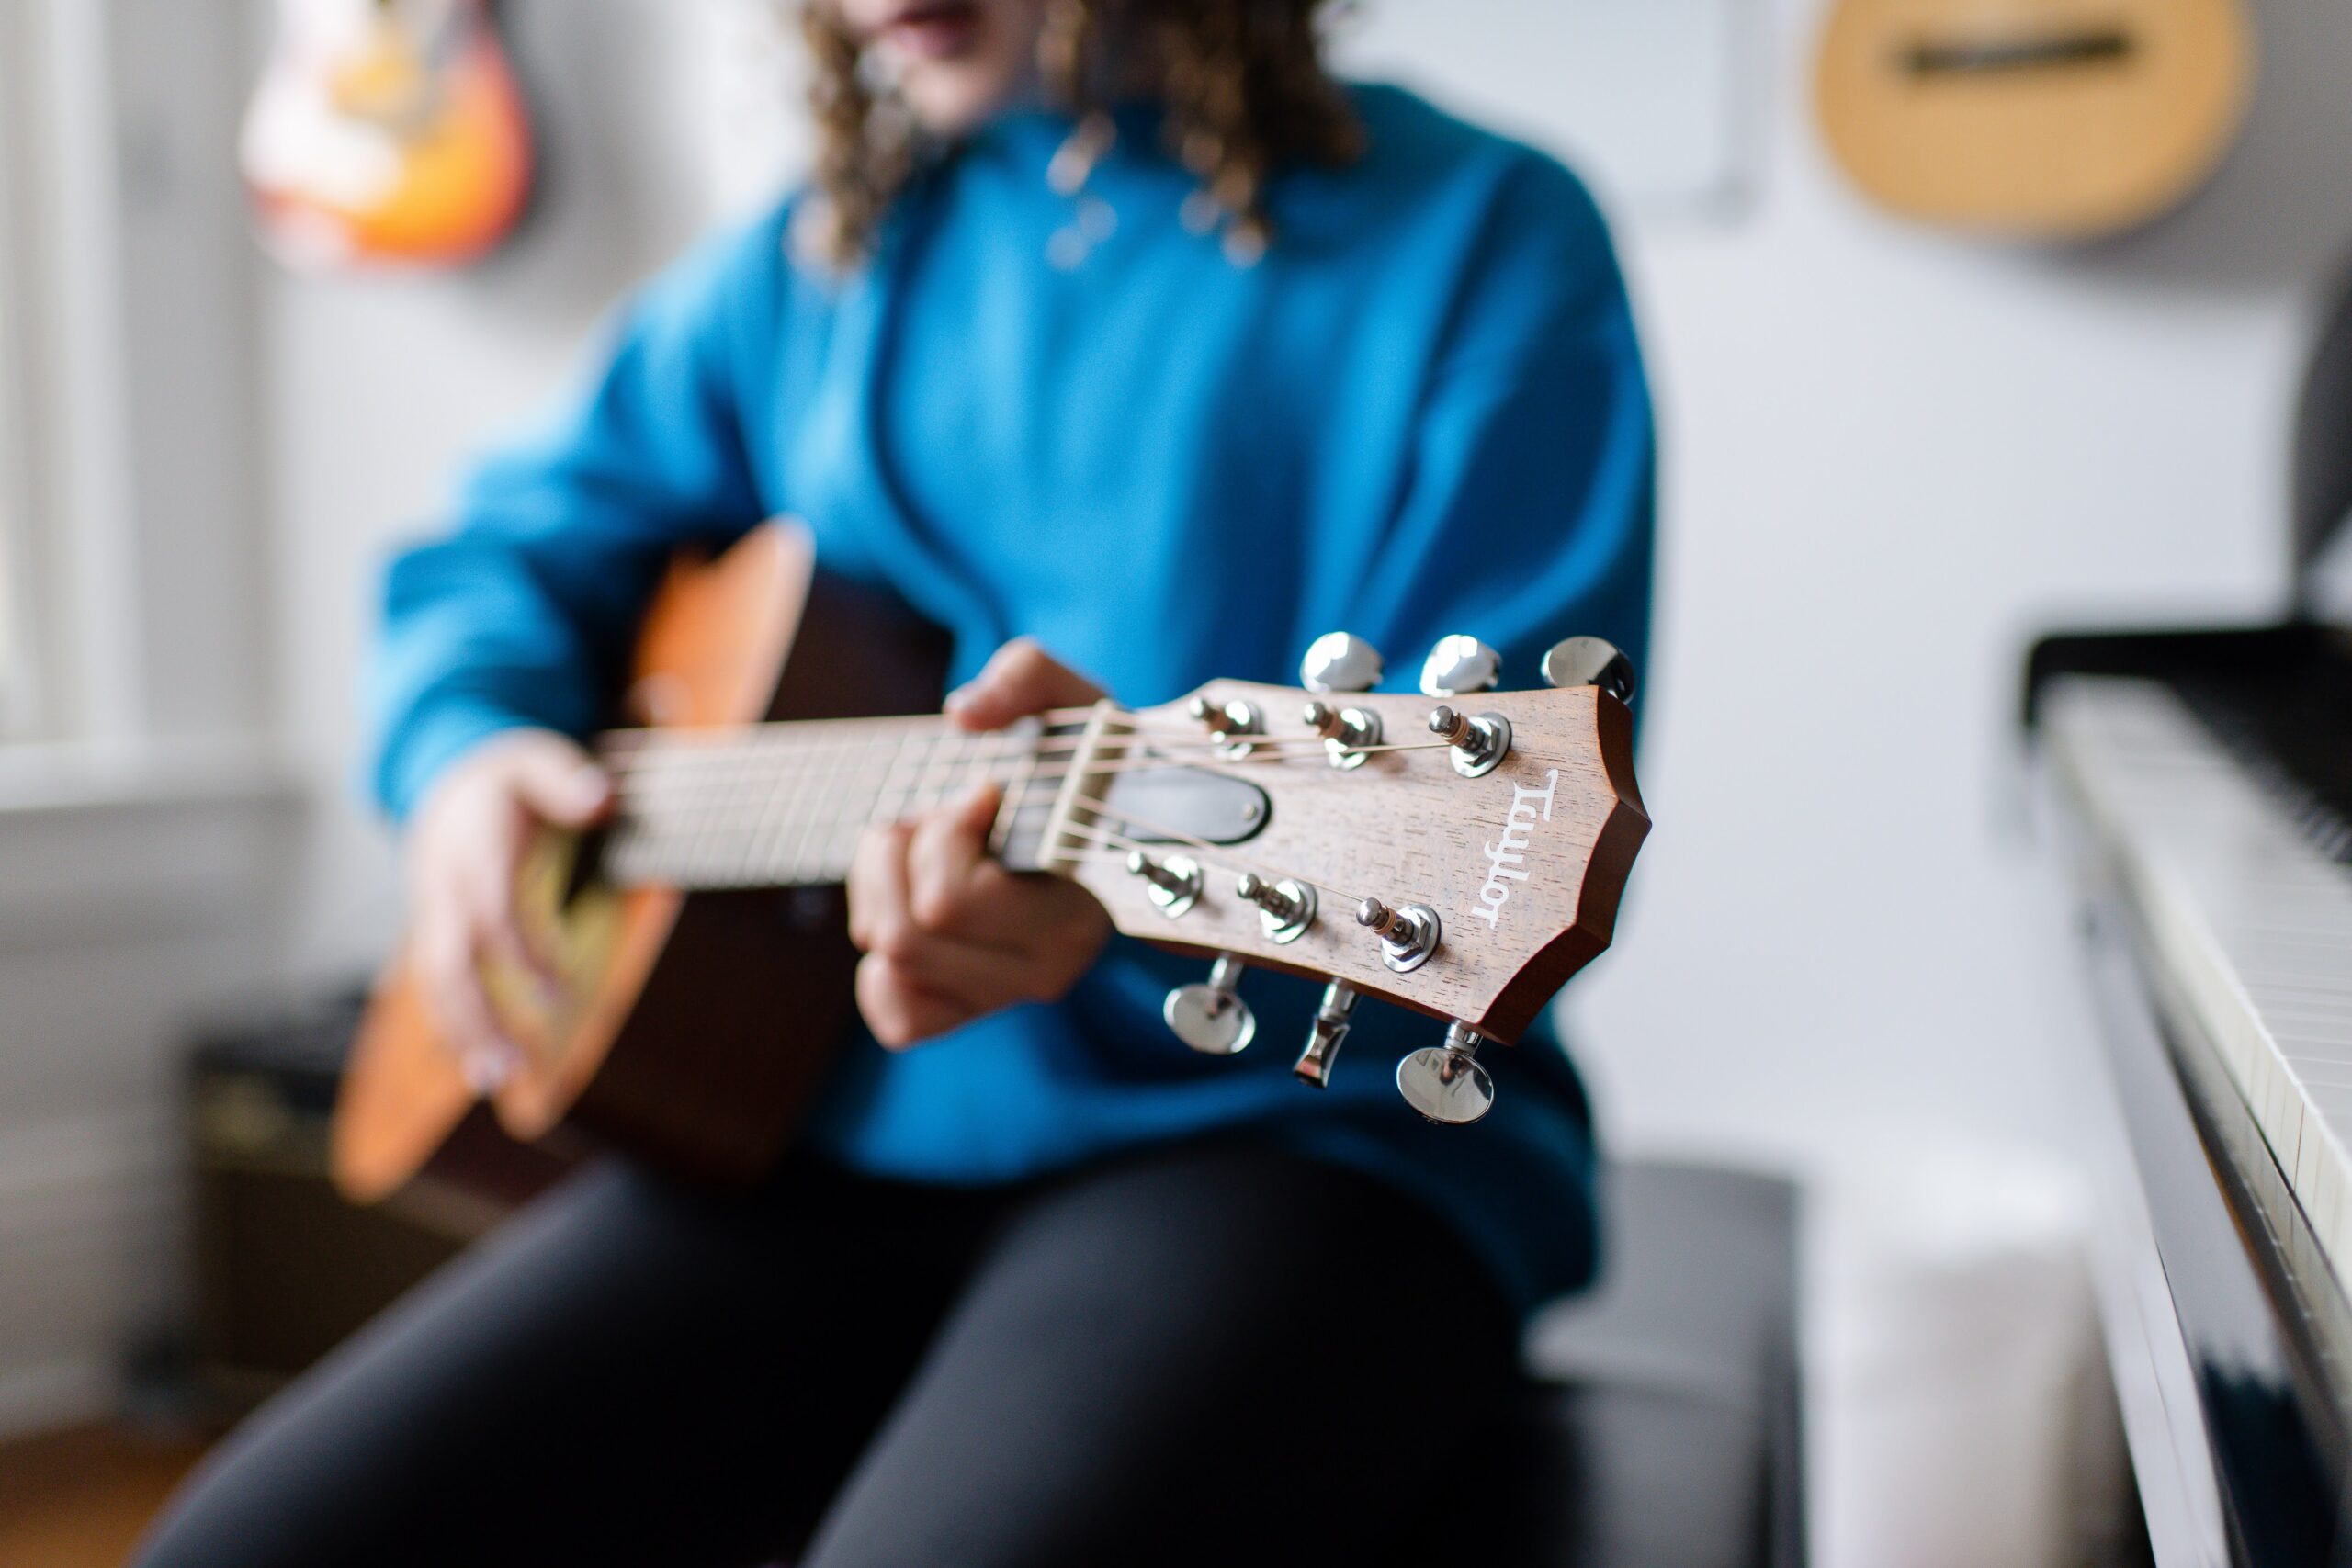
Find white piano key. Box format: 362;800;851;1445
2047;677;2352;1298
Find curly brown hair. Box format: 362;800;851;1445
794;0;1363;269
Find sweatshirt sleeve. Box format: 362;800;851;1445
1347;154;1656;717
368;207;791;821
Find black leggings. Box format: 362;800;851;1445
133;1139;1520;1568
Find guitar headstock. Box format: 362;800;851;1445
1040;634;1648;1124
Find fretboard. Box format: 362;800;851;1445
595;716;1073;890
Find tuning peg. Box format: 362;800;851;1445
1540;637;1636;705
1187;695;1262;755
1236;871;1317;943
1356;897;1441;973
1163;954;1255;1055
1126;851;1202;919
1396;1022;1494;1124
1302;699;1382;769
1426;705;1511;779
1419;636;1500;698
1300;632;1384;694
1293;980;1358;1088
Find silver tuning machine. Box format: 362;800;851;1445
1302;698;1381;769
1300;631;1384;694
1235;871;1316;943
1540;637;1636;705
1187;695;1263;756
1126;851;1202;918
1419;635;1501;698
1293;980;1358;1088
1356;897;1440;973
1163;954;1255;1055
1397;1021;1495;1124
1427;705;1511;778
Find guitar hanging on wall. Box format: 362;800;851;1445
241;0;535;272
1813;0;2255;239
331;521;1651;1207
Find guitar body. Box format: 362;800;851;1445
1814;0;2253;238
241;0;536;271
332;524;951;1204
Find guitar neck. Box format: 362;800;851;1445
595;715;1080;890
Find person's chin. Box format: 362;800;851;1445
900;73;1008;138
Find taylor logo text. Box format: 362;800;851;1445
1474;770;1559;928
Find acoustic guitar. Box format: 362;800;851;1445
332;522;1650;1205
1813;0;2254;238
240;0;534;271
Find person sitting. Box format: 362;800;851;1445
136;2;1654;1562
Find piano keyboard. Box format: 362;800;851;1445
2044;674;2352;1295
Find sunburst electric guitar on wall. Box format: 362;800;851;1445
241;0;535;271
1814;0;2254;238
332;522;1650;1206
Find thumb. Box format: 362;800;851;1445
944;637;1105;732
508;741;613;829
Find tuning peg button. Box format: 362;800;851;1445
1164;954;1255;1055
1540;637;1636;705
1397;1021;1494;1124
1293;980;1359;1088
1300;632;1384;694
1419;636;1501;698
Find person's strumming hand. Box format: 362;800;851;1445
405;728;613;1089
847;638;1114;1048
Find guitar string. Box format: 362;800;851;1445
603;739;1457;797
594;732;1410;778
1059;788;1371;910
600;734;1459;867
602;742;1461;869
609;733;1403;911
595;701;1447;765
599;733;1459;793
600;701;1494;900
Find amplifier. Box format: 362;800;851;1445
186;996;516;1404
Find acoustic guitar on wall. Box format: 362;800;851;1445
241;0;535;271
331;521;1651;1207
1813;0;2255;239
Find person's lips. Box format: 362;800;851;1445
877;0;983;61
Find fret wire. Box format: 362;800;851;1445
725;723;772;884
745;728;807;881
813;734;869;879
615;750;1057;887
993;732;1040;860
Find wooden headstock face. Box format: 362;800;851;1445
1046;680;1648;1042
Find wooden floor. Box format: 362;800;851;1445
0;1426;209;1568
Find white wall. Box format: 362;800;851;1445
268;0;767;974
1555;0;2350;1168
264;0;2352;1178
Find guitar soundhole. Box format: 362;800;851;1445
1902;29;2133;78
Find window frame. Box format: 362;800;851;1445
0;0;51;741
0;0;286;808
